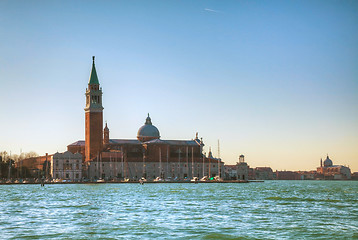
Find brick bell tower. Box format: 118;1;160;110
85;56;103;162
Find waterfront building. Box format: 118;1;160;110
237;155;248;180
253;167;274;180
296;171;316;180
51;151;82;181
275;170;301;180
248;167;255;180
316;155;351;180
352;172;358;180
223;155;248;181
15;153;52;178
224;165;237;180
67;57;224;181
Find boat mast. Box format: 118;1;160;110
191;147;194;178
186;146;189;178
115;152;118;179
218;140;221;178
209;147;211;178
178;148;181;179
100;153;102;179
159;147;162;178
8;151;11;181
121;146;124;179
110;155;112;179
96;152;99;179
202;152;205;178
142;148;145;178
166;145;169;179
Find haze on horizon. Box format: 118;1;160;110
0;0;357;172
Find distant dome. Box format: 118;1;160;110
137;114;160;142
323;155;333;167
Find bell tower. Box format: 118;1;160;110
103;122;110;146
85;56;103;162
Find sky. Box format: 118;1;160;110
0;0;357;172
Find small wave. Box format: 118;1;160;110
265;196;341;203
202;233;253;240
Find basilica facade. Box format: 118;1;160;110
67;57;224;181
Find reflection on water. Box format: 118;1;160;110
0;181;357;239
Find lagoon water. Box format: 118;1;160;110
0;181;357;239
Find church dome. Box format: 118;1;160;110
137;114;160;142
323;155;333;167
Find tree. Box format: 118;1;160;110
24;151;39;159
0;150;39;179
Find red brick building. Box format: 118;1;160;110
275;171;301;180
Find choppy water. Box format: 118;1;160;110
0;181;357;239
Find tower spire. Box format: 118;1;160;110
89;56;99;85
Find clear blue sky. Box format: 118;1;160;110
1;0;357;171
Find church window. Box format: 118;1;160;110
76;174;79;179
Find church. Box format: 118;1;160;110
316;155;351;180
67;57;224;181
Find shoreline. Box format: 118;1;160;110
0;180;252;185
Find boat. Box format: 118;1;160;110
214;176;223;182
153;177;164;182
96;179;105;183
52;178;61;183
200;176;208;182
191;177;199;182
139;177;146;185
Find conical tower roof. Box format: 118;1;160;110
89;56;99;85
